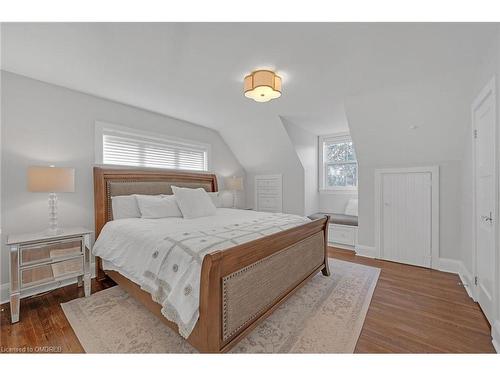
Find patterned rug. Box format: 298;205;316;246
61;259;380;353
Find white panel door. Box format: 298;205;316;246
473;83;496;325
381;172;432;267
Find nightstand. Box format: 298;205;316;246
6;227;93;323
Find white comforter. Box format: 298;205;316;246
92;208;310;338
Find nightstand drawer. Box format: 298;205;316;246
20;256;84;289
20;238;82;266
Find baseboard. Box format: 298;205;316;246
329;242;355;251
0;263;96;304
438;258;462;274
492;321;500;353
437;258;477;300
458;262;475;300
439;259;499;351
355;244;377;258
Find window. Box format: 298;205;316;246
319;134;357;191
95;122;210;171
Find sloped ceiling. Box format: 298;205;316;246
2;23;496;133
345;68;476;166
281;117;319;215
2;23;498;212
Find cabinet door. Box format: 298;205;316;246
381;172;431;268
329;225;355;245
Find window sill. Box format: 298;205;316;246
319;189;358;195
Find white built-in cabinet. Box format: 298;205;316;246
255;174;283;212
328;223;357;249
375;166;439;269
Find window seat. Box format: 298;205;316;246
308;212;358;227
308;212;358;249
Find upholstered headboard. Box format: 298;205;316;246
93;167;218;237
93;167;218;280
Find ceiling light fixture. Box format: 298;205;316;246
244;70;282;103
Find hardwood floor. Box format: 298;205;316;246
0;277;115;353
329;248;495;353
0;248;495;353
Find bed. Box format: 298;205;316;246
93;167;330;353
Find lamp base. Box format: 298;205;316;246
47;192;61;236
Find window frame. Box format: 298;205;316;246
94;121;211;171
318;133;358;193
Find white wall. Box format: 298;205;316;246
356;161;461;261
281;118;358;216
319;193;357;214
0;71;245;285
281;117;318;216
345;68;475;262
222;115;305;215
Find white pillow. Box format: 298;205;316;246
136;194;182;219
207;192;223;208
344;198;358;216
172;186;217;219
220;190;235;208
111;195;141;220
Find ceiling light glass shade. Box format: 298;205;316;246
244;70;282;102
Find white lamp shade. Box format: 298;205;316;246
27;167;75;193
225;176;243;191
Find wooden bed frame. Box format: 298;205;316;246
93;167;330;353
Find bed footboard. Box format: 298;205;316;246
195;216;330;353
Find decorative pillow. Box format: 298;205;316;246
111;195;141;220
207;192;223;208
344;198;359;216
136;194;182;219
171;186;217;219
220;190;235;208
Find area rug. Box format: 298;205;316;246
61;259;380;353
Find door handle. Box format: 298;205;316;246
481;212;493;222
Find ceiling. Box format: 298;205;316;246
1;23;497;136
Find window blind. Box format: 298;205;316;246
102;133;208;171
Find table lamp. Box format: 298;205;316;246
225;176;243;209
27;166;75;235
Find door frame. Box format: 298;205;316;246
375;166;440;269
471;76;497;309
